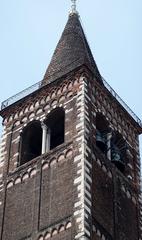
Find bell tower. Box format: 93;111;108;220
0;3;142;240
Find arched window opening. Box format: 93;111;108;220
20;121;42;165
45;108;65;151
96;114;110;154
111;132;127;172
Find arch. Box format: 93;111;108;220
7;180;14;189
50;157;57;166
42;162;49;170
36;108;43;115
14;177;22;185
50;99;57;107
30;168;37;178
58;224;65;232
62;84;67;93
51;90;56;99
44;232;51;239
19;110;24;117
57;154;64;162
38;235;44;240
58;95;65;103
65;221;72;229
14;112;19;119
13;120;20;128
21;116;28;123
65;149;73;158
45;95;50;102
45;107;65;150
67;81;73;90
56;87;62;95
20;121;42;165
66;91;73;98
22;172;29;181
51;228;58;236
8;115;13;122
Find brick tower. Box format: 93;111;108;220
0;4;142;240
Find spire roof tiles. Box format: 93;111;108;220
42;13;101;84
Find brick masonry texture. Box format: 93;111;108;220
0;72;86;240
39;156;73;230
0;66;141;240
3;177;35;240
92;161;114;236
0;12;142;240
42;14;101;85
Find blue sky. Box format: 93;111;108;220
0;0;142;155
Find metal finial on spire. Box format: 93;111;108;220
70;0;78;15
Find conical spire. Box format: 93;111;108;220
42;12;101;84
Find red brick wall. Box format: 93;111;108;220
0;68;141;240
3;177;35;240
92;161;114;237
39;156;73;230
115;174;138;240
0;72;83;240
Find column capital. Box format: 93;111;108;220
107;132;112;140
41;122;47;131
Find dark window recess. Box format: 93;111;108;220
20;121;42;165
96;114;109;153
46;108;65;150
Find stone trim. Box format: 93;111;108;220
0;127;7;182
73;75;92;240
2;76;80;126
37;219;72;240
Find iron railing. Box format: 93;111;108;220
1;77;142;128
102;77;142;128
1;80;43;110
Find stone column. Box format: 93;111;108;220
107;132;112;160
41;123;47;154
46;128;51;152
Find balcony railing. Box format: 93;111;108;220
1;80;43;110
102;77;142;128
1;76;142;128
